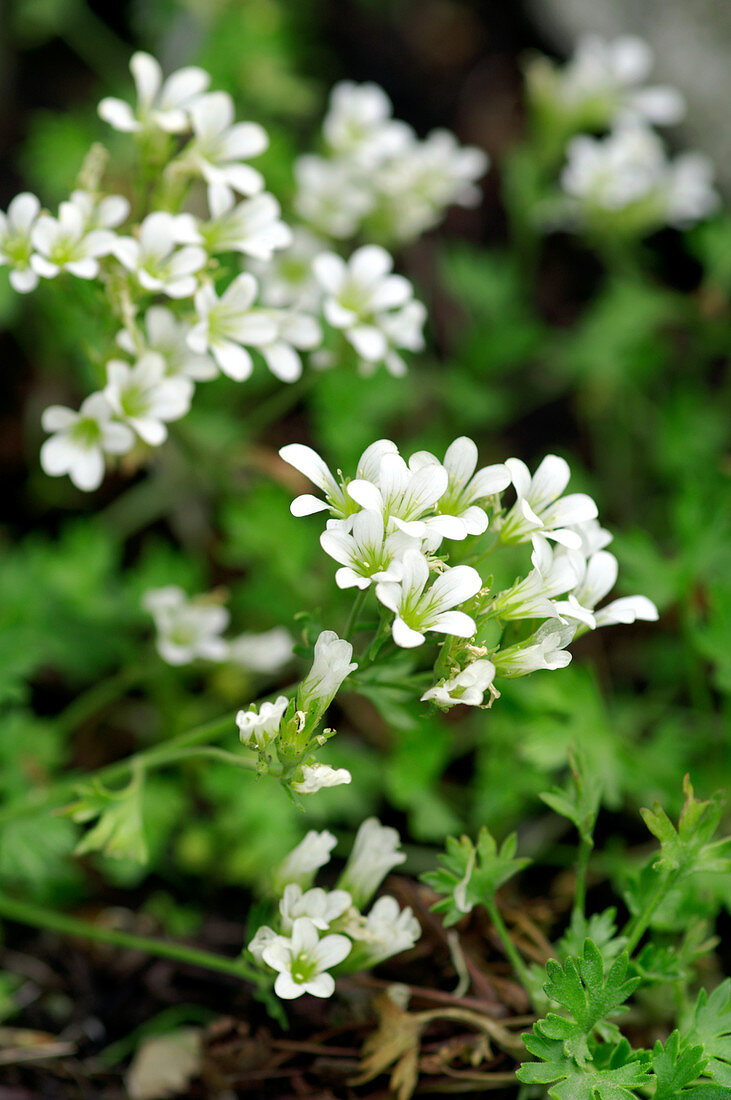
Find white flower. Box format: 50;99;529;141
290;761;353;795
40;393;134;491
561;125;718;231
338;818;406;909
273;830;337;893
143;586;230;665
536;35;685;127
490;534;583;622
294;155;373;239
347;452;464;540
320;508;417;590
98;51;210;133
227;628;293;672
568;549;658;628
103;352;193;445
409;437;510;536
0;192;42;292
184;92;268;206
248;925;277;965
314;245;424;372
31;201;117;280
258;308;322;383
114;212;207;299
192;189;292;261
376;550;482;648
323;81;411;167
261;917;351;1000
492;620;576;677
422;659;497;709
68;189;130;231
249;227;324;311
358;896;420;964
296;631;357;719
187;272;277;381
236;695;288;750
279;885;352;932
279;439;397;519
117;306;217;381
594;595;659;627
500;455;598;549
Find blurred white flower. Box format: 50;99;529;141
338;818;406;909
296;630;357;718
143;586;230;665
236;695;288;750
314;245;425;373
184;92;268;206
31;201;117;280
422;659;498;709
320;508;417;590
68;189;130;231
98;51;209;133
258;308;322;383
409;437;510;537
261;917;351;1000
279;439;397;519
227;627;293;672
272;830;337;894
249;227;324;311
103;352;193;446
290;762;352;795
375;549;481;648
187;272;277;381
0;192;42;292
40;393;134;492
323;81;411;167
500;455;598;549
279;884;352;933
114;212;207;298
248;925;277;965
117;306;217;381
493;619;575;677
356;895;420;965
192;189;292;261
294;155;373;239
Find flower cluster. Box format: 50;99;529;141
281;438;658;705
143;585;293;672
248;820;419;1000
236;630;356;795
293;81;488;244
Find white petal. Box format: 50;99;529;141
350;244;392;284
130;51;162;105
392;617;425;648
429;564;482;610
443;436;478;487
430;609;476;637
98;98;139;132
279;443;335;493
313;252;346;294
348;324;387;362
213;339;253;380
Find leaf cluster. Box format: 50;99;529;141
421;825;529;926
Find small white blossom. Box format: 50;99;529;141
314;245;425;373
568;549;658;628
356;896;420;965
347;452;464;540
187;272;278;381
248;925;278;965
409;437;510;536
249;227;324;311
258;309;322;383
323;81;411;167
143;586;230;665
273;830;337;894
117;306;217;381
500;455;598;549
236;695;288;750
31;201;117;280
114;212;207;298
0;192;42;292
261;917;351;1000
291;762;352;796
294;155;373;239
296;631;357;718
376;550;482;648
190;189;292;261
40;393;134;491
279;439;397;519
279;884;352;932
490;534;584;622
493;619;575;677
338;818;406;909
227;628;293;672
320;508;417;590
184;91;268;206
98;51;210;133
103;352;193;445
422;659;498;710
68;189;130;231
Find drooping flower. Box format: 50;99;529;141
567;549;658;628
279;884;352;933
184;91;268;205
279;439;397;519
492;619;576;677
187;272;277;380
40;394;134;491
337;818;406;909
236;696;289;750
143;586;230;665
375;550;482;648
296;631;357;721
422;659;498;709
103;352;193;445
500;455;598;549
489;534;586;622
31;201;118;280
290;762;353;795
0;192;42;292
320;508;418;590
98;51;210;133
272;830;337;894
409;437;511;536
261;917;351;1000
116;306;217;381
113;212;207;298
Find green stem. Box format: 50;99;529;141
0;893;255;982
485;896;535;1005
622;871;677;956
344;588;368;642
572;836;593;925
53;663;150;738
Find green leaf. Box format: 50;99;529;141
540;746;602;843
66;768;148;864
683;980;731;1087
422;826;530;926
640;776;731;879
652;1030;708;1098
517;1033;652;1099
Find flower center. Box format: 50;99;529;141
291;951;316;984
71;417;102;448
